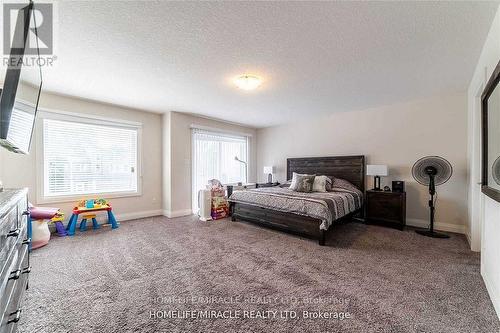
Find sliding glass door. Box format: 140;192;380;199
192;129;248;213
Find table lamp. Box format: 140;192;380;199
366;165;388;191
263;166;275;183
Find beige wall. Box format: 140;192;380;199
0;91;163;221
257;92;468;233
162;112;172;214
467;5;500;318
163;111;257;217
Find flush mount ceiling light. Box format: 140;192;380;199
234;75;262;91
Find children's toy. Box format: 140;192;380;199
28;206;63;250
66;199;118;236
50;212;67;237
208;179;229;220
211;196;229;220
31;219;51;250
79;214;100;231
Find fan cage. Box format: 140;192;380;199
412;156;452;186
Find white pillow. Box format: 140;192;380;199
289;172;302;190
312;175;329;192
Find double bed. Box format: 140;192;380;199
228;155;365;245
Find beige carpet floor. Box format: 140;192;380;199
18;215;499;333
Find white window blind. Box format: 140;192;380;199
7;103;36;153
42;117;139;198
192;129;248;211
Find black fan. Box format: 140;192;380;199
492;156;500;185
412;156;453;238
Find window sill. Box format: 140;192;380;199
36;191;142;205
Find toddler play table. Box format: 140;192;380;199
66;202;118;236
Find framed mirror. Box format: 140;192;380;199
482;59;500;202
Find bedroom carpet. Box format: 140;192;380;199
18;215;499;333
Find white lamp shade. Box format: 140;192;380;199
366;165;388;176
263;166;275;174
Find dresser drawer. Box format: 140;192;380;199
366;195;402;221
0;249;19;320
0;244;29;333
0;209;21;271
0;189;30;333
16;197;28;229
0;236;29;333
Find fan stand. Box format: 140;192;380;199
415;172;450;238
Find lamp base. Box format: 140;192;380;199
373;175;381;191
415;229;450;238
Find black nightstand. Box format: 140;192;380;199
256;182;280;188
365;190;406;230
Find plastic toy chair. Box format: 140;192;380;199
79;214;100;231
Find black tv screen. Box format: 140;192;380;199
0;1;42;154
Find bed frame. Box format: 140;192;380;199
230;155;365;245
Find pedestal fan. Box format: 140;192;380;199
412;156;453;238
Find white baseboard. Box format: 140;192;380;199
464;230;473;249
406;218;466;235
47;209;162;232
481;267;500;321
162;209;193;218
114;209;163;222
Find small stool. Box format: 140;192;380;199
79;214;100;231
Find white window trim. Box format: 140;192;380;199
189;124;253;137
191;127;249;212
35;108;143;204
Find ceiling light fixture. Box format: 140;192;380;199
234;74;262;91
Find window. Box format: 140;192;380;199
192;128;248;212
40;113;141;201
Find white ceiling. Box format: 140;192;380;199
22;1;500;127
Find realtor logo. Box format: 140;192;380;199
3;3;53;55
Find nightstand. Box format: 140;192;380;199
365;190;406;230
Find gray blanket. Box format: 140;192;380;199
228;186;363;230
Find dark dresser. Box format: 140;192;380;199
0;189;30;333
365;190;406;230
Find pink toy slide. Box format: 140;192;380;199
29;206;61;250
29;207;60;220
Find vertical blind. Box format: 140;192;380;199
43;117;139;198
192;129;248;211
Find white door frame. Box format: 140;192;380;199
469;82;484;252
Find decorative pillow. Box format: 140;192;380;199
290;173;316;192
295;175;316;192
312;175;329;192
325;177;333;191
330;178;359;192
289;172;303;190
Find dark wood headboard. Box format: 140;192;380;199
287;155;365;193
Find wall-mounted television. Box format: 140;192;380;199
0;1;43;154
